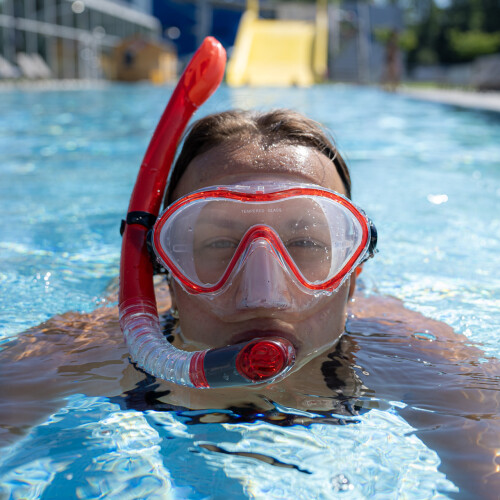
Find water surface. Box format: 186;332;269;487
0;83;499;499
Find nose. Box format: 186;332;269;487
234;239;292;311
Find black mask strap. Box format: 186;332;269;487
120;211;157;236
361;219;378;263
120;212;165;275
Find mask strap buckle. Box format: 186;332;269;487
120;212;166;276
120;211;157;236
360;218;378;263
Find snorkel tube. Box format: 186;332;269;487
119;37;295;388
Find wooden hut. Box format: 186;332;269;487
104;36;177;84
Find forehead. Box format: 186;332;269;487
172;142;347;200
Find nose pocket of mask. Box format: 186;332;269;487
233;238;292;310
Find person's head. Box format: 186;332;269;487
165;109;351;205
159;109;361;371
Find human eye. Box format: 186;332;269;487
286;238;326;250
194;237;239;276
285;236;332;281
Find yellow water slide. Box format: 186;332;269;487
226;0;328;87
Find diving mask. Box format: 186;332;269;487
152;181;377;316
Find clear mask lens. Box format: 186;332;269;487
156;191;367;294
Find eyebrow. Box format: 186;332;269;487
196;216;247;232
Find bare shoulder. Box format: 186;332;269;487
346;294;500;499
348;293;455;337
346;292;490;362
0;280;172;446
0;304;122;366
1;278;172;360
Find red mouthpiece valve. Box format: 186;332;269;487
236;338;295;381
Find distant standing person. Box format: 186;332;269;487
383;30;400;91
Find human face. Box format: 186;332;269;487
169;141;355;370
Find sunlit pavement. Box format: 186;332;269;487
399;87;500;113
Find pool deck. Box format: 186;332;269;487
399;87;500;113
2;80;500;114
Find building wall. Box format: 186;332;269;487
152;0;242;58
0;0;161;79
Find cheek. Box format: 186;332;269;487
172;284;225;348
296;281;350;351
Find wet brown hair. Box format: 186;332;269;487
164;109;351;205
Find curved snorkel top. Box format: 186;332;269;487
119;37;296;388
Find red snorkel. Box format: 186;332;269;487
119;37;295;388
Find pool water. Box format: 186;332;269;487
0;83;499;499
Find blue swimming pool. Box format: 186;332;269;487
0;83;499;498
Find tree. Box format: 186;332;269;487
404;0;500;66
